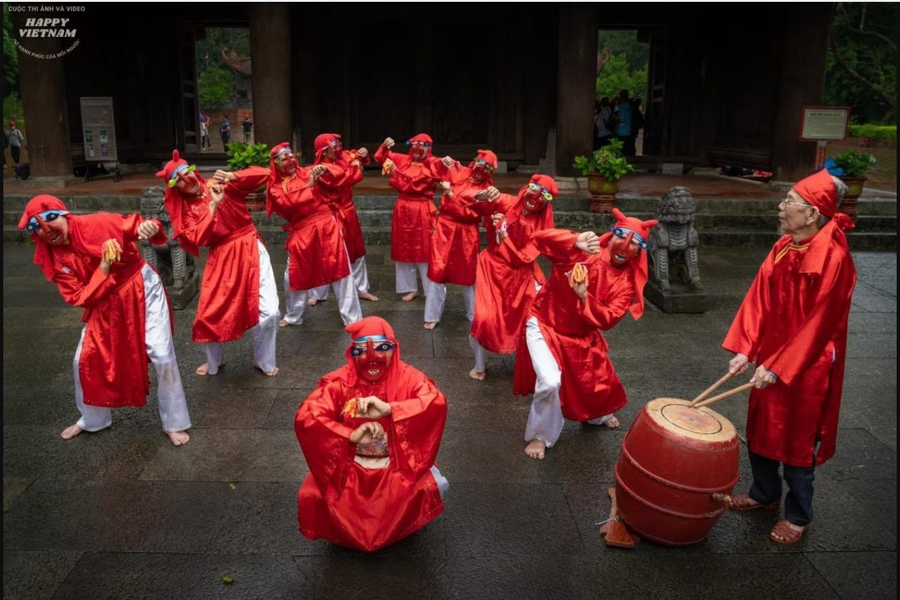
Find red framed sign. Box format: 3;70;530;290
799;106;851;142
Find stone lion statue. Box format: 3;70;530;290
138;186;195;295
649;186;703;292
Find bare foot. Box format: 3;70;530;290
525;439;546;460
401;291;418;302
603;416;620;429
307;298;319;306
359;292;379;302
423;322;438;330
469;368;485;381
253;362;279;377
60;424;83;440
196;361;225;376
167;430;190;446
279;318;294;328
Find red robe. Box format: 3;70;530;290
295;360;447;552
314;151;368;264
723;225;857;467
514;230;634;421
267;165;351;290
428;166;490;286
48;214;168;408
166;167;270;343
470;192;554;353
373;145;444;263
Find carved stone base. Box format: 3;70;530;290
644;280;708;314
167;270;201;310
589;194;616;213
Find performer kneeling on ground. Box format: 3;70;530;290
266;143;362;327
515;209;658;460
294;316;449;552
721;169;857;546
19;195;192;446
157;150;280;377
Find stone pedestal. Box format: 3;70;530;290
139;187;200;309
644;280;708;314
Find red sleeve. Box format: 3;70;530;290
765;251;856;386
53;266;118;309
121;214;167;246
228;166;271;196
295;379;357;497
389;374;447;480
580;276;634;330
374;144;396;165
722;249;777;362
176;206;216;253
531;229;583;264
495;235;539;268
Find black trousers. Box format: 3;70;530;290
748;450;816;526
11;145;21;165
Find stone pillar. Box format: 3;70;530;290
554;5;597;177
15;31;73;179
249;4;292;147
771;4;832;182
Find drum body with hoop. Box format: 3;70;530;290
614;398;739;546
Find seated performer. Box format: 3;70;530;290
18;195;191;446
374;134;455;328
157;150;280;377
514;209;658;459
468;174;557;380
428;149;498;326
294;316;449;552
721;169;857;545
266;142;362;327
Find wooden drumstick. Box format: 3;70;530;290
689;372;734;407
692;382;755;409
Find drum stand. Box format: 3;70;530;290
599;488;640;549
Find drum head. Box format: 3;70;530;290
645;398;737;443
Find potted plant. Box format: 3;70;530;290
830;149;877;218
573;139;635;213
226;141;270;211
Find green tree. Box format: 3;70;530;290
3;3;20;93
596;30;650;101
825;2;897;124
198;67;234;109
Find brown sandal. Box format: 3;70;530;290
770;520;807;545
729;494;780;512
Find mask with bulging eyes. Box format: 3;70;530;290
350;336;395;382
608;226;648;265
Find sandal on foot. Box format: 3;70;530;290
769;520;807;545
730;494;780;512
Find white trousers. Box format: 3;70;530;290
460;284;475;322
282;256;362;326
430;465;450;500
469;335;488;373
310;255;369;299
74;265;191;433
523;317;613;447
396;261;447;323
204;239;279;374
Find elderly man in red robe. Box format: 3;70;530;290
294;316;449;552
515;209;658;460
18;195;192;446
265;143;362;327
157;150;280;377
374;134;456;327
468;174;557;380
428;149;498;327
307;133;379;305
722;170;857;545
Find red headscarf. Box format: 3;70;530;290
314;133;341;164
514;174;557;231
408;133;434;161
599;207;659;319
155;149;208;247
793;168;856;236
343;317;403;400
19;195;125;281
266;142;294;217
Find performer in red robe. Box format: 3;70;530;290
514;209;658;460
308;133;379;304
294;316;449;552
265;142;362;327
428;149;498;325
468;174;557;380
722;170;857;545
157;150;280;377
18;195;191;446
374;134;455;327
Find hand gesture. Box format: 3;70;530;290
357;396;392;419
137;220;159;241
750;365;777;389
575;231;600;254
566;266;588;301
440;181;452;195
728;353;750;376
441;156;456;168
356;147;369;159
349;421;385;445
100;239;123;274
208;183;226;211
383;137;395;149
491;213;508;238
213;170;237;183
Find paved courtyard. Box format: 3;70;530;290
3;241;896;600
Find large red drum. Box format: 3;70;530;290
614;398;739;546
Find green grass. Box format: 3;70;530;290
849;124;897;142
